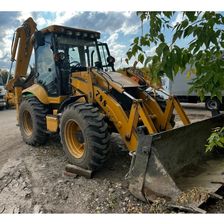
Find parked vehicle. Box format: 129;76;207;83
0;76;6;110
161;69;223;111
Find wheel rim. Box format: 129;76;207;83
207;100;218;110
22;110;33;136
64;119;85;159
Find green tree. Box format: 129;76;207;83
127;11;224;101
127;11;224;151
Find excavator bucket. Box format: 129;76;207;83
128;114;224;209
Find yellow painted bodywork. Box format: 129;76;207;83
22;84;67;104
23;84;49;104
71;69;191;152
94;86;139;151
64;119;85;158
46;115;58;132
15;87;23;121
4;92;15;108
6;18;37;120
71;71;93;102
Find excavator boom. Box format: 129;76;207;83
5;17;36;117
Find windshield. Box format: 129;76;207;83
56;36;113;71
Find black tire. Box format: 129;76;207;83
19;97;48;146
205;97;221;111
60;103;110;171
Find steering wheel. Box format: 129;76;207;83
70;60;82;68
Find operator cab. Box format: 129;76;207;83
34;25;115;97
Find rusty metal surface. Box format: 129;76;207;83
150;114;224;176
143;151;182;202
129;114;224;207
106;72;140;88
174;157;224;207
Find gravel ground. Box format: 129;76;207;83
0;104;223;213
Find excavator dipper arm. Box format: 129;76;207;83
5;17;37;120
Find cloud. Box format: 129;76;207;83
0;12;22;66
104;32;124;67
18;11;33;23
145;45;157;57
171;12;185;27
119;23;139;35
107;32;119;45
64;12;140;35
53;12;81;25
0;12;21;30
0;49;3;58
0;11;141;70
108;44;128;69
0;12;21;40
28;11;82;29
63;12;141;68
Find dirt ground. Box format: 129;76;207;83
0;103;223;214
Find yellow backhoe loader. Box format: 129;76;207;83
7;17;224;211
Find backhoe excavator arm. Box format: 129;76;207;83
5;17;37;120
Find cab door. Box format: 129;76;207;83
35;33;58;96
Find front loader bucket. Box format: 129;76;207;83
129;114;224;209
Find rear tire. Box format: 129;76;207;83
19;97;48;145
60;103;110;171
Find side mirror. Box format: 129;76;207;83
107;56;115;66
34;31;45;46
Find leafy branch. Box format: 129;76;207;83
206;127;224;152
126;11;224;100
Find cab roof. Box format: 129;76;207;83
40;25;101;39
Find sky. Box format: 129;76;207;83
0;11;140;70
0;11;186;71
1;10;223;72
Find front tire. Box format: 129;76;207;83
60;103;110;171
19;97;48;145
